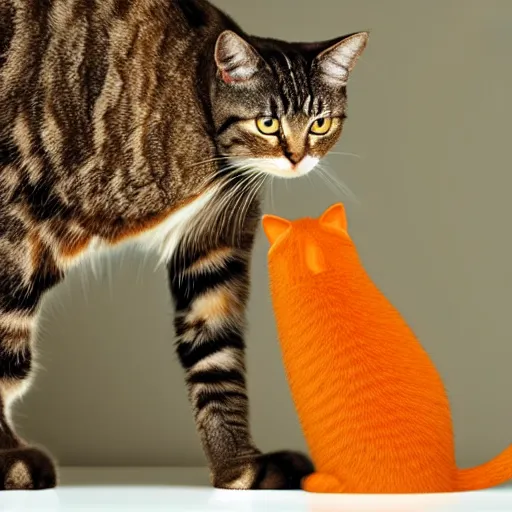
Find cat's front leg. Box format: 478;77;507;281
0;227;58;490
167;206;313;490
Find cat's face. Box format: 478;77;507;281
210;31;368;179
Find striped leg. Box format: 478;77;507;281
0;237;58;490
168;224;313;490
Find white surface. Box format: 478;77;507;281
0;468;511;512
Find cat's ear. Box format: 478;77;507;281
215;31;264;84
313;32;369;86
262;215;292;246
319;203;348;235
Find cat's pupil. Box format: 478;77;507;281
264;119;273;127
317;119;325;127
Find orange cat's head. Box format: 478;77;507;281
263;203;357;289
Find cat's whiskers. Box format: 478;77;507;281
238;178;266;243
215;164;264;244
245;174;267;229
316;170;339;197
219;169;260;241
268;176;276;213
214;165;253;202
326;150;363;159
321;161;359;201
209;172;246;240
172;159;263;281
315;162;359;204
187;156;230;169
229;172;256;234
234;171;266;242
184;166;256;259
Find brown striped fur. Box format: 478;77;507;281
0;0;368;490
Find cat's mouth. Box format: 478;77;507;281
232;156;319;179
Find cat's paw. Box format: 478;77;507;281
213;450;314;490
303;472;344;493
0;447;57;490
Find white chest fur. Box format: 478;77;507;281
135;187;218;265
62;187;218;270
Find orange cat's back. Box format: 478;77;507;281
264;204;456;493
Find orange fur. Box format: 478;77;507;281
263;203;512;494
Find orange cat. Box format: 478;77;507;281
263;203;512;494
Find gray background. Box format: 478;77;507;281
17;0;512;468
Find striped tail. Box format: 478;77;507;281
456;445;512;491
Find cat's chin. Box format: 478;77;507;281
233;156;319;179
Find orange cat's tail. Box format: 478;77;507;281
456;445;512;491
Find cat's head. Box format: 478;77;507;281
210;31;368;178
263;203;356;286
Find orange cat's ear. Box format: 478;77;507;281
262;215;292;246
319;203;348;235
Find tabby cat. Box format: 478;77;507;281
0;0;368;490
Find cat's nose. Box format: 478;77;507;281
285;151;303;167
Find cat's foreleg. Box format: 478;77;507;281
167;203;313;489
0;239;58;490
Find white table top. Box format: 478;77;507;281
0;467;511;512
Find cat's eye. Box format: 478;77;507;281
310;118;333;135
256;117;280;135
